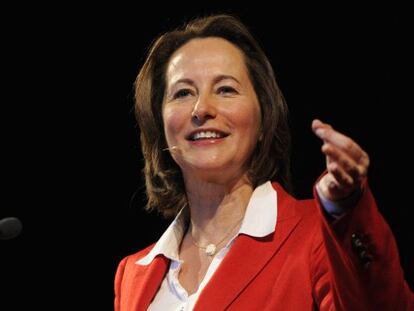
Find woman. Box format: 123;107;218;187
115;15;413;310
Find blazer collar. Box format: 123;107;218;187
125;255;169;310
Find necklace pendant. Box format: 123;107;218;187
205;244;216;256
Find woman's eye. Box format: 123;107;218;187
217;86;237;95
173;89;192;99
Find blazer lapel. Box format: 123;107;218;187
194;183;301;310
126;255;169;310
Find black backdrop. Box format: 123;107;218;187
2;4;412;309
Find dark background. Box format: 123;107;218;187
2;4;412;309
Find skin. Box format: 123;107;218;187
312;119;369;201
162;37;370;294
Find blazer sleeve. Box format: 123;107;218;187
311;178;414;310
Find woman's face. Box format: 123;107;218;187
162;37;261;184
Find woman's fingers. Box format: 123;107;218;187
313;119;370;200
326;157;354;187
322;143;368;184
313;120;366;164
313;120;369;177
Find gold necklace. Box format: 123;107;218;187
190;217;244;256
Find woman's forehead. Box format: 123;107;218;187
165;38;248;85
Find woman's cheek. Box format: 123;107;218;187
163;106;186;143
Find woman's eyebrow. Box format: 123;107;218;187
213;74;240;85
169;75;240;89
170;78;195;88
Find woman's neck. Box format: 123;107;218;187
184;175;254;245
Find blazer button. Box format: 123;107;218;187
351;233;364;251
351;233;373;269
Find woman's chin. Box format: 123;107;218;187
182;162;242;184
184;160;228;172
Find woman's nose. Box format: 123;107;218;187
191;95;217;125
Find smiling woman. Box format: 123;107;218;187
114;14;413;310
163;37;261;186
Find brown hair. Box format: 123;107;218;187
134;14;291;218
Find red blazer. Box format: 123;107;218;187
114;182;413;310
